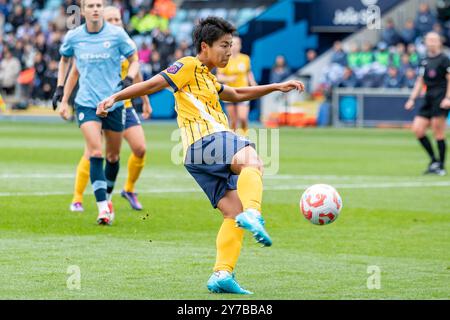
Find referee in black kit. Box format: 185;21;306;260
405;32;450;176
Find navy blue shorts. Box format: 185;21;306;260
75;104;125;132
124;107;141;130
184;131;255;208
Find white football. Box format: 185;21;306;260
300;184;342;225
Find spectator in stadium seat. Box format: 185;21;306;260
0;0;9;18
53;6;68;32
8;4;25;33
32;51;47;101
383;66;403;88
415;3;436;36
269;55;291;84
391;42;406;68
149;50;163;77
400;19;417;45
403;67;417;88
346;42;361;70
330;41;347;66
24;7;36;25
338;67;359;88
179;39;194;57
138;41;152;64
0;48;21;95
381;18;401;46
374;42;390;67
41;59;58;101
398;53;413;76
407;43;420;67
152;28;176;68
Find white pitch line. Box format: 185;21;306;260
2;180;450;197
0;173;427;181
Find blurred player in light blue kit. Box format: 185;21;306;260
55;0;138;225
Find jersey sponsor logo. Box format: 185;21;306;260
167;62;184;74
79;53;111;60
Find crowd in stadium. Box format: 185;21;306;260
321;3;449;90
1;0;449;107
0;0;183;107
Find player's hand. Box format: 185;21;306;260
440;98;450;109
52;86;64;111
278;80;305;93
119;76;133;89
142;101;152;120
405;98;415;110
97;96;115;118
59;101;70;120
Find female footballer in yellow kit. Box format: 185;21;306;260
97;17;304;294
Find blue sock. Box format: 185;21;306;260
90;157;107;202
105;158;120;195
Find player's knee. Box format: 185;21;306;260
90;150;103;158
106;153;120;163
412;125;425;138
133;145;146;158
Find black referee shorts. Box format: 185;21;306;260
418;89;450;119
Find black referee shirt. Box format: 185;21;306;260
419;53;450;91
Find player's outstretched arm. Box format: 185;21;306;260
97;74;168;117
135;71;152;119
219;80;304;103
59;61;79;120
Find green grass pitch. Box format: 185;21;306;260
0;121;449;299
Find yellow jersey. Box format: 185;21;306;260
160;56;231;153
217;53;251;87
120;58;133;109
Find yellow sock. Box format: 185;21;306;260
124;153;146;193
241;127;249;137
213;219;244;272
237;167;263;212
72;156;90;203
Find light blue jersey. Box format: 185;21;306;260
60;22;136;111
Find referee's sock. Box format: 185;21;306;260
418;136;437;163
437;139;446;168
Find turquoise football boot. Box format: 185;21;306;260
207;272;253;295
235;209;272;247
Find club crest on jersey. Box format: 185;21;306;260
167;62;184;74
103;41;111;48
428;69;437;78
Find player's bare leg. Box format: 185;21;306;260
226;104;238;131
80;122;112;224
122;125;146;210
237;103;250;136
